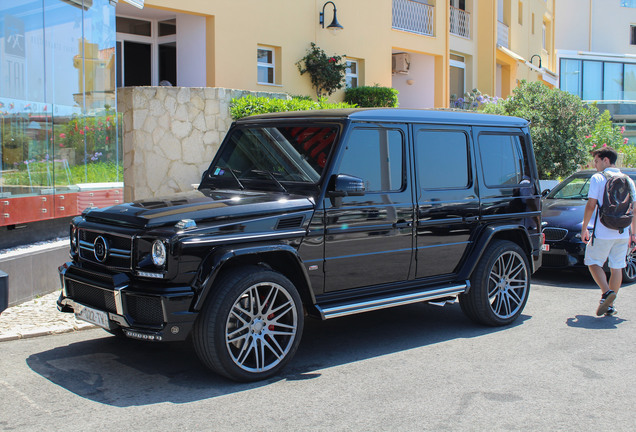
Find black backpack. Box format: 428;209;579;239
596;171;633;234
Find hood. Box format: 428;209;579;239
83;189;315;229
541;198;590;230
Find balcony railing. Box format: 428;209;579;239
449;6;470;38
392;0;434;37
497;20;509;48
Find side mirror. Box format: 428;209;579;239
328;174;366;197
541;189;550;198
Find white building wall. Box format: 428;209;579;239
555;0;636;55
392;53;435;109
176;14;207;87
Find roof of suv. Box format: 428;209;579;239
237;108;530;127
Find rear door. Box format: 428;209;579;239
413;125;480;279
474;127;540;230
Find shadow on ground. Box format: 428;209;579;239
27;302;529;407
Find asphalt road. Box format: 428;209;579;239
0;269;635;431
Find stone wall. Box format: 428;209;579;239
117;87;289;202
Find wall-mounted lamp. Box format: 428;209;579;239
530;54;542;69
320;1;344;35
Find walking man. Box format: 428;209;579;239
581;147;636;316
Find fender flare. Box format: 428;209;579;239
457;224;534;281
192;243;315;311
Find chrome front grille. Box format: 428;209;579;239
543;227;568;242
79;229;133;269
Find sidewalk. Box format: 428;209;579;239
0;290;95;342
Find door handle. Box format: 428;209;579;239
393;220;413;228
463;216;479;222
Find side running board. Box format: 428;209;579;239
315;283;468;320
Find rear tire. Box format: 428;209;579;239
460;240;530;326
193;266;304;382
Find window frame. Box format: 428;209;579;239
257;46;276;85
345;59;359;88
415;128;472;191
449;54;466;104
477;132;530;188
335;126;406;193
116;14;177;87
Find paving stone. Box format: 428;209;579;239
0;290;95;342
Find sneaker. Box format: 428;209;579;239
605;305;617;316
596;290;617;316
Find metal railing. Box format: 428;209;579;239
392;0;434;36
449;6;470;38
497;20;509;47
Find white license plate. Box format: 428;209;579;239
542;244;550;251
75;304;110;329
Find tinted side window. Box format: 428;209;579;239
478;134;530;187
338;128;404;192
416;130;470;189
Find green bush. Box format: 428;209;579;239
2;160;122;186
583;110;625;152
481;80;598;179
296;43;349;99
344;85;399;107
229;96;356;120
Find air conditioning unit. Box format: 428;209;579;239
392;53;410;75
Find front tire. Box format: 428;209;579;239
460;240;530;326
193;266;304;382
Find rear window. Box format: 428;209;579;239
478;134;531;187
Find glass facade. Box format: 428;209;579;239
0;0;121;227
560;57;636;102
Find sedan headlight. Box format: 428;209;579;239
151;240;166;267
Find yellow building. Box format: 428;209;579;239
114;0;557;107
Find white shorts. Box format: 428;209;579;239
584;237;630;269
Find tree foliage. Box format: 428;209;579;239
296;43;348;99
481;80;598;179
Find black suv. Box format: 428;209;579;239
58;108;542;381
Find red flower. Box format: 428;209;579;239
59;133;66;139
329;57;335;63
79;130;84;135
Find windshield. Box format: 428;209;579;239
202;125;338;189
546;175;591;199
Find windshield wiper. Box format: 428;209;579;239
207;166;245;190
252;170;288;193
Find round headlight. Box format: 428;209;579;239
70;226;78;253
151;240;166;267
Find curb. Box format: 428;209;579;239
0;323;97;343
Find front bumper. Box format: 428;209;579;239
541;239;586;268
57;262;197;342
